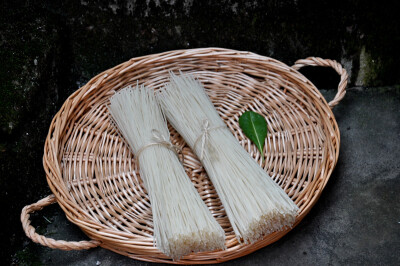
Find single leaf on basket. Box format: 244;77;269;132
239;111;268;162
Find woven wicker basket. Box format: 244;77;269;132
21;48;347;264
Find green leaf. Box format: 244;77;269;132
239;111;268;162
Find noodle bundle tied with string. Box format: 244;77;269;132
157;73;299;244
108;85;225;260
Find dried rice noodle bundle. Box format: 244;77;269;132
157;73;299;244
108;85;225;260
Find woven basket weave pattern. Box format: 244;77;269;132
21;48;347;264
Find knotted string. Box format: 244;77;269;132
135;129;184;172
193;119;225;160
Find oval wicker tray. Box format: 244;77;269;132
21;48;347;264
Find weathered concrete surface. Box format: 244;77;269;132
14;87;400;265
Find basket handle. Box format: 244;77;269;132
292;57;348;108
21;194;100;250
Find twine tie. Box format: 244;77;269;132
135;129;184;171
193;119;225;160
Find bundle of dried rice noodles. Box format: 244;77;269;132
108;85;225;260
157;73;299;244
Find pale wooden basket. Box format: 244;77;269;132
21;48;347;264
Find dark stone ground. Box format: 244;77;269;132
1;1;399;265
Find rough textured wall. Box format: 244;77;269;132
1;0;399;263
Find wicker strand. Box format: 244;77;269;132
21;195;100;250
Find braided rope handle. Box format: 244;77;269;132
292;57;348;108
21;194;100;250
